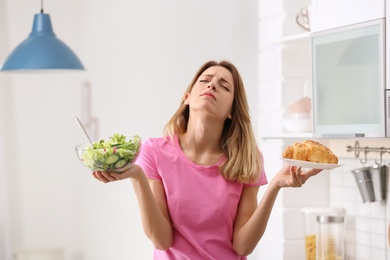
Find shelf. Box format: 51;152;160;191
260;132;314;139
260;133;370;139
259;32;311;46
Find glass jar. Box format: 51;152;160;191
304;211;317;260
316;215;345;260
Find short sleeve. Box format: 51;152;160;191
135;138;161;181
244;150;268;187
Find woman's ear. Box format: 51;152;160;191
184;93;190;105
227;113;232;119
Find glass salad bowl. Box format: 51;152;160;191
75;134;141;173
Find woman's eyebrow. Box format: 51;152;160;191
219;77;232;86
202;74;232;86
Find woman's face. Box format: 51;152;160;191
185;66;234;121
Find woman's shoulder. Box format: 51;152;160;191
139;135;179;162
142;135;176;149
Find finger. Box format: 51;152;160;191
295;167;304;186
300;168;323;184
109;173;122;180
100;171;118;182
303;168;322;178
310;168;323;175
296;167;304;184
290;166;302;187
92;171;105;182
93;171;107;182
93;171;111;183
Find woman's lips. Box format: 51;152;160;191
201;92;216;100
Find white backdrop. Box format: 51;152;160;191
0;0;12;258
0;77;12;260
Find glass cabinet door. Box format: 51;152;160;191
312;19;386;137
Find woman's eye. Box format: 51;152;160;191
199;80;208;83
222;86;230;91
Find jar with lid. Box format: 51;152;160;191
316;215;345;260
302;208;345;260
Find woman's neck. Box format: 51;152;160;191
178;117;224;165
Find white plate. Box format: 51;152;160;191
280;158;343;170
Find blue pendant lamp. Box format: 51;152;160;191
1;1;85;71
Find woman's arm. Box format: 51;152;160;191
232;183;277;256
232;165;321;256
93;165;173;250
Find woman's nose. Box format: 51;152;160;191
207;82;216;90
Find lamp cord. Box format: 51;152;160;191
40;0;44;13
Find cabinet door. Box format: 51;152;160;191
312;19;386;137
311;0;385;32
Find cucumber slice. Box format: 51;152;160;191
114;159;128;169
94;161;108;170
105;154;120;165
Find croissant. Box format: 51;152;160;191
282;140;338;164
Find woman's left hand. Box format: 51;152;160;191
275;165;322;188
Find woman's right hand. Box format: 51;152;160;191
92;164;144;183
274;164;322;188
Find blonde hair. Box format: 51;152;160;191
164;60;261;184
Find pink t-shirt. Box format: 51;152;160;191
135;136;267;260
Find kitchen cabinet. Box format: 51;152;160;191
312;18;387;138
259;0;388;139
258;38;312;138
387;0;390;117
311;0;385;32
258;0;312;139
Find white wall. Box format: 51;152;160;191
0;0;11;258
0;0;260;259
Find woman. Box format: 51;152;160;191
93;60;321;259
